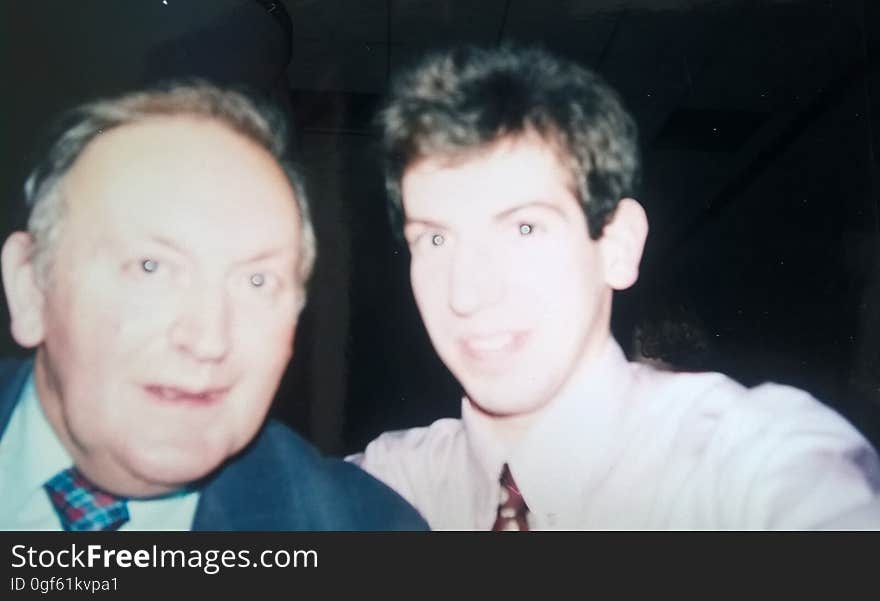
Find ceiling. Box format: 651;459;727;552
279;0;876;266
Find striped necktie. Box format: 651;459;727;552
492;463;530;531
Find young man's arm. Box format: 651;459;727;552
346;418;471;530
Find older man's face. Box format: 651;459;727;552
20;117;303;496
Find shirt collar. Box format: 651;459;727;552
16;369;74;499
462;336;635;523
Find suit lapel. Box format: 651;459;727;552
191;474;238;530
191;423;310;531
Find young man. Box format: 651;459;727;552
0;83;426;531
349;45;880;530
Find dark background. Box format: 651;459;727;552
1;0;878;455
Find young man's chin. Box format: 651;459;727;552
466;383;554;418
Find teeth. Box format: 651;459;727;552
466;334;515;352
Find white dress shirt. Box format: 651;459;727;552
349;338;880;530
0;371;200;530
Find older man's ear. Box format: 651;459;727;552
1;232;46;348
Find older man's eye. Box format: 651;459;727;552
518;223;534;236
431;233;445;247
141;258;160;273
249;273;266;288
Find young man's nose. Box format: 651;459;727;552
447;241;506;316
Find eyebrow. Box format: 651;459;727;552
234;247;295;266
403;217;447;231
404;201;567;231
148;236;293;265
148;235;187;255
493;201;567;222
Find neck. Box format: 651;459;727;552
466;402;537;453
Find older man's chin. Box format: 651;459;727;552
85;446;237;499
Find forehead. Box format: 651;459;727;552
61;116;301;255
401;135;577;222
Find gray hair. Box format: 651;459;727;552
380;45;640;240
23;81;316;298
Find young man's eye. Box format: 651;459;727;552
405;230;448;250
518;223;534;236
249;273;266;288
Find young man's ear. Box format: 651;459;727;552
598;198;649;291
1;232;47;348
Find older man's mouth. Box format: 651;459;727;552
143;385;228;405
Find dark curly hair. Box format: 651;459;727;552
379;44;640;240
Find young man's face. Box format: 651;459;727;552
402;135;642;420
3;116;304;496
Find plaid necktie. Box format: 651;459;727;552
44;467;130;531
492;463;530;531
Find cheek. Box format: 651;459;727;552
76;276;179;351
410;259;448;322
515;242;600;311
232;308;297;370
227;319;295;434
43;292;142;377
508;243;567;292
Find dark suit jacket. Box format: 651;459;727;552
0;359;427;530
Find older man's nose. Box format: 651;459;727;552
168;289;231;362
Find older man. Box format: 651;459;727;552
349;45;880;530
0;83;426;531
